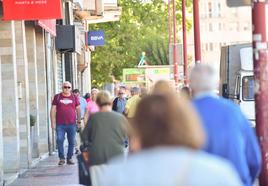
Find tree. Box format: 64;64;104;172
89;0;192;87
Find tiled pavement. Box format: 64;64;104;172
9;153;81;186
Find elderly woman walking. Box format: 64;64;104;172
82;91;128;166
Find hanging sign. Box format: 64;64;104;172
3;0;62;20
87;30;105;46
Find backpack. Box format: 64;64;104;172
112;97;119;111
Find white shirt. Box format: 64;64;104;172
99;147;243;186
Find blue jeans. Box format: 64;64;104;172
56;124;76;160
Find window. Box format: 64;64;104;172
229;22;239;31
242;76;254;101
217;3;221;17
209;43;213;51
208;2;212;18
213;1;221;17
209;23;213;32
219;23;222;31
243;22;250;31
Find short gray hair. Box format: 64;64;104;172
190;64;219;93
62;81;72;87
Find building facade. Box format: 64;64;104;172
188;0;252;69
0;0;121;184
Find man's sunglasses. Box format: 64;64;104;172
63;86;71;89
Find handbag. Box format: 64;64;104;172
77;129;91;186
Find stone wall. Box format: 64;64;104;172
1;20;20;173
0;57;3;185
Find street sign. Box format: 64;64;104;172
226;0;268;7
3;0;62;20
87;31;105;46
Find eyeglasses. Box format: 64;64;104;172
63;86;71;89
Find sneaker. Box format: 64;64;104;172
67;159;75;165
58;159;65;166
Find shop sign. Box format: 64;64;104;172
3;0;62;20
123;68;146;83
87;30;105;46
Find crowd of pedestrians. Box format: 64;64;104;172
50;64;261;186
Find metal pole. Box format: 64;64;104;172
172;0;178;84
252;1;268;186
193;0;201;63
182;0;188;85
168;0;172;44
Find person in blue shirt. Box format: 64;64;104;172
190;64;261;186
112;86;127;114
73;89;88;154
73;89;87;119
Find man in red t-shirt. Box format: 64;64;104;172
50;81;81;166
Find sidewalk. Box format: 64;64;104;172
9;153;81;186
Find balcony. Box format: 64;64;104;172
74;0;121;24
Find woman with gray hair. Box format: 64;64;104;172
82;91;129;166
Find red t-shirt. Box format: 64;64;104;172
52;93;80;125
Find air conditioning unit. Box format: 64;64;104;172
56;25;81;54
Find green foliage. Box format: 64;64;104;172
90;0;192;87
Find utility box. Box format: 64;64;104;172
55;25;81;54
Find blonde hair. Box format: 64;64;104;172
96;91;112;107
132;94;205;149
151;80;175;95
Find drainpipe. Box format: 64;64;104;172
172;0;178;85
182;0;188;85
252;1;268;185
193;0;201;63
